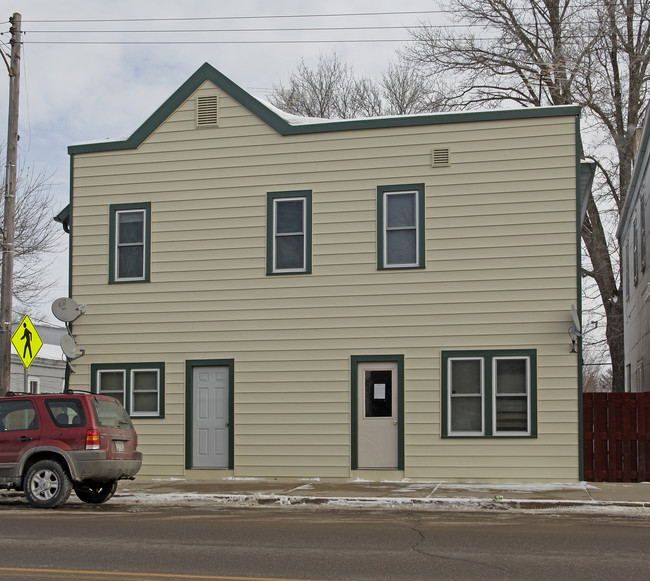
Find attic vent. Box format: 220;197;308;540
431;148;450;168
197;95;218;127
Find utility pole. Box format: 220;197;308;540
0;13;22;395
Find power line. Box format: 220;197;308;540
23;39;415;45
21;10;447;23
24;25;467;34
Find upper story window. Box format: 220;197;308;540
633;216;639;286
266;191;312;275
625;240;631;300
641;194;646;273
377;184;425;269
109;202;151;283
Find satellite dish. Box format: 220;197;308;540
52;297;86;323
60;334;84;360
570;304;581;333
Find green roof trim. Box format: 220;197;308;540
54;204;71;233
68;62;582;156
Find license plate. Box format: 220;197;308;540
114;440;126;452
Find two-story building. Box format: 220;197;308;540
59;63;585;482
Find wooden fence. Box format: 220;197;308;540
583;393;650;482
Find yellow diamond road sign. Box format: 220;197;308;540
11;315;43;370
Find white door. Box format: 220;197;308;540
192;366;229;468
357;362;399;469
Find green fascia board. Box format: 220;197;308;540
54;204;71;233
68;62;582;156
579;161;596;229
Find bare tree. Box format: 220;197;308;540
270;52;441;119
0;153;64;318
271;53;356;118
404;0;650;392
380;60;441;115
583;363;613;393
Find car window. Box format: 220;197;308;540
45;399;87;428
92;398;133;429
0;400;39;431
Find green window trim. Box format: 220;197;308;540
377;184;425;270
109;202;151;284
350;354;405;470
441;349;537;438
91;362;165;419
184;358;235;471
266;191;312;275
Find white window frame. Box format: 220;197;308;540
633;214;639;286
383;190;419;268
97;369;126;404
641;194;647;272
130;368;161;417
492;356;532;437
273;196;307;273
447;357;485;436
115;208;147;282
28;377;40;394
443;350;536;438
94;363;164;418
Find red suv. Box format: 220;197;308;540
0;391;142;508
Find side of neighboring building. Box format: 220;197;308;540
619;118;650;392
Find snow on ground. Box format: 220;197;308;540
108;490;650;517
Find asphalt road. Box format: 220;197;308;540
0;504;649;580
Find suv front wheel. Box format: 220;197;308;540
74;480;118;504
24;460;73;509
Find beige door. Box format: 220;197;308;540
357;362;399;469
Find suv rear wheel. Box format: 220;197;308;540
24;460;72;509
74;480;118;504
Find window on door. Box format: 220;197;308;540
364;369;393;417
267;191;312;274
109;202;151;283
377;184;425;269
442;350;537;437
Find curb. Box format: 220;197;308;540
118;492;650;512
238;494;650;511
4;489;650;512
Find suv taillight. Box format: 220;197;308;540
86;429;100;450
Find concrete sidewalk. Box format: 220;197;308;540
116;478;650;512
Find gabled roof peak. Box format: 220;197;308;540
68;62;581;156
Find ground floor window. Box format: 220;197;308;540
28;377;40;394
442;349;537;437
91;362;165;418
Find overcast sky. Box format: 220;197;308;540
0;0;445;325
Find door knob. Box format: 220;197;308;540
393;421;398;425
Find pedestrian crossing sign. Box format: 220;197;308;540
11;314;43;370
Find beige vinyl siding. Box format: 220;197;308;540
69;81;579;481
